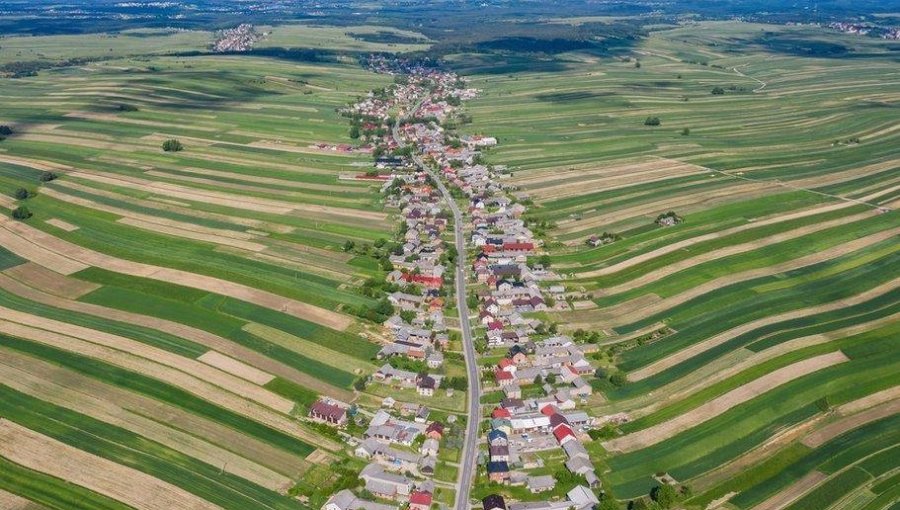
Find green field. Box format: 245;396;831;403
458;19;899;509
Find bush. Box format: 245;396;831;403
14;188;31;200
11;206;32;220
0;125;12;136
39;171;58;182
711;87;725;95
650;484;678;508
117;104;139;112
162;139;184;152
609;372;627;387
681;127;690;136
643;116;661;126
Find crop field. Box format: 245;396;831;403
0;22;430;510
462;20;899;508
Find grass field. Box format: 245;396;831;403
458;19;899;509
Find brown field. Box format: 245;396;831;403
0;312;295;414
556;180;781;235
0;273;352;401
621;314;897;421
597;211;876;294
575;199;861;277
117;217;268;252
627;278;898;381
0;319;334;447
197;350;276;386
68;170;387;224
0;218;352;330
0;489;43;510
604;351;849;452
752;471;827;510
44;218;79;232
0;348;310;476
0;359;291;490
0;419;223;510
802;399;900;448
3;262;100;299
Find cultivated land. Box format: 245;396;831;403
0;9;897;510
460;20;899;510
0;23;424;510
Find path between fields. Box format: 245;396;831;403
0;419;224;510
604;351;849;453
733;64;767;93
0;217;352;331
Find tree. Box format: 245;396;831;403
609;372;627;387
681;127;690;136
538;254;552;267
353;378;367;391
598;497;622;510
39;171;58;182
14;188;31;200
629;498;650;510
161;139;183;152
11;206;32;220
349;125;361;139
711;86;725;95
643;117;661;126
0;125;12;137
634;61;641;68
343;240;356;252
534;374;544;386
651;484;678;508
545;373;557;384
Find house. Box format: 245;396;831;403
419;455;436;476
425;421;444;440
553;424;577;445
359;464;412;501
355;439;419;473
322;489;398;510
417;375;437;396
488;429;508;446
527;475;556;493
483;495;507;510
503;384;522;399
309;399;348;427
487;461;510;483
489;444;510;462
409;491;433;510
567;486;599;509
420;438;440;457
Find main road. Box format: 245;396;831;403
394;124;480;510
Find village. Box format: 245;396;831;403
306;56;609;510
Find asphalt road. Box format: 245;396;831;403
423;158;480;510
395;121;480;509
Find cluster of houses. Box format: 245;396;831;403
212;23;264;52
390;65;606;505
320;56;605;510
319;62;477;510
